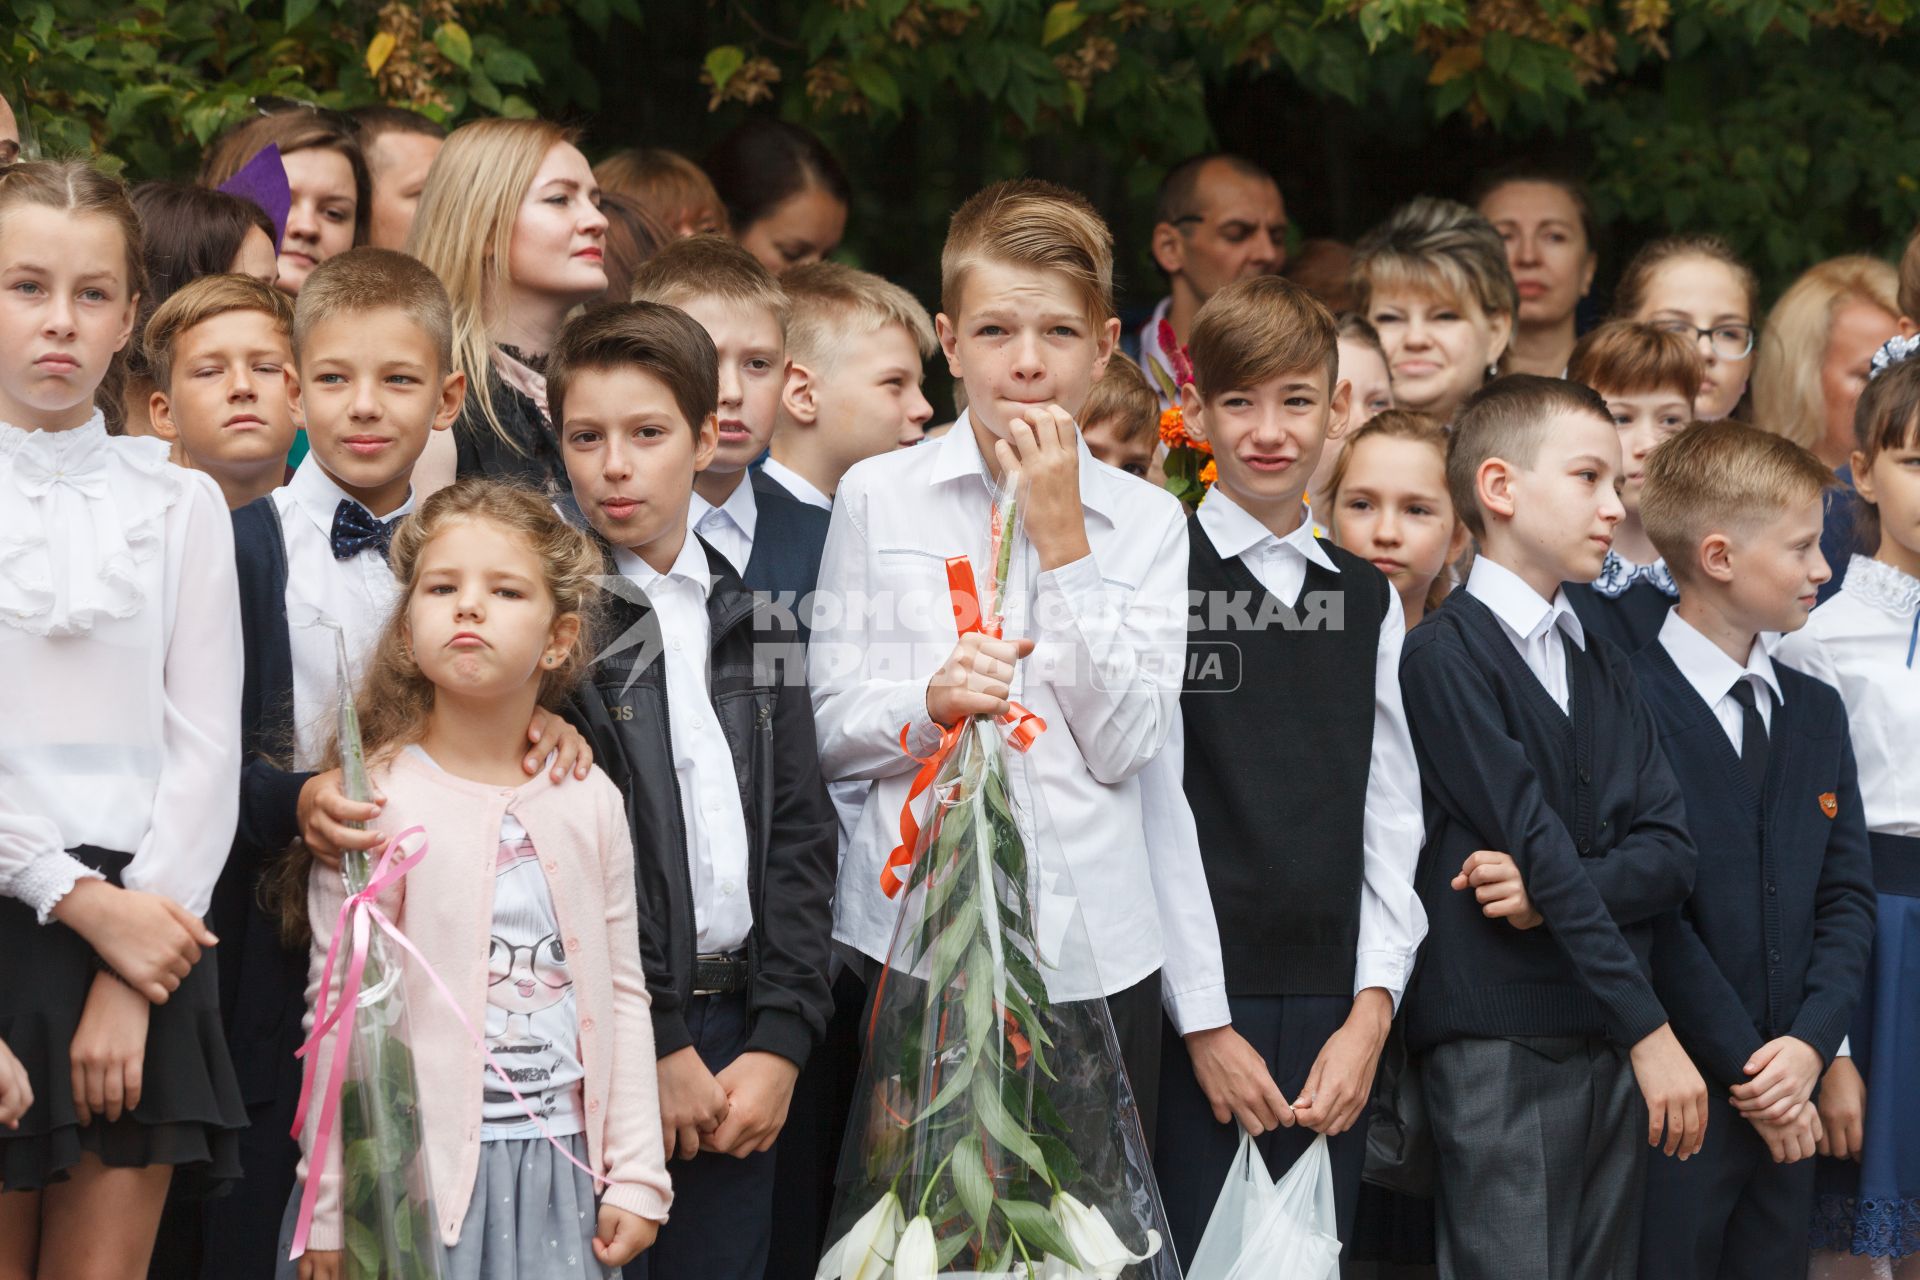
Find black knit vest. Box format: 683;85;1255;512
1181;518;1390;997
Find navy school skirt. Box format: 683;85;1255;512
0;846;245;1194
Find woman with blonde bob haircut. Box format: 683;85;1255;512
407;118;610;496
1752;255;1906;469
1350;197;1519;424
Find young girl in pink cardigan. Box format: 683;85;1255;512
290;479;670;1280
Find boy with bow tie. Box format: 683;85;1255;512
185;249;596;1280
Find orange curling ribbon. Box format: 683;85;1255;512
879;555;1046;899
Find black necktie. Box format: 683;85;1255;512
329;500;396;561
1729;678;1769;792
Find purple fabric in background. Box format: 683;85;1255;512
217;143;291;250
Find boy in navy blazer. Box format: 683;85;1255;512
1634;420;1876;1278
629;235;829;629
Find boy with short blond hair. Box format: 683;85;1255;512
763;259;936;508
629;234;828;607
1632;421;1875;1278
1402;374;1707;1279
143;273;298;510
200;248;597;1279
1564;320;1705;652
1078;352;1159;478
554;302;837;1280
1155;274;1426;1262
808;178;1213;1134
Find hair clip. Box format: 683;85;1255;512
1868;332;1920;381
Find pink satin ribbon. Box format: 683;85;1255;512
288;826;609;1260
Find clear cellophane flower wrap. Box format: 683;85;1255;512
818;480;1177;1280
293;628;448;1279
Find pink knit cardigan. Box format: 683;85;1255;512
296;749;672;1251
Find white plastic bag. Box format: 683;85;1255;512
1185;1130;1342;1280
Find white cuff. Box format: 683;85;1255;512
1164;982;1231;1036
1353;951;1412;1014
1836;1036;1851;1059
8;852;107;925
886;678;945;761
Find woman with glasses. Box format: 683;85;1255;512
1612;234;1760;421
200;103;370;299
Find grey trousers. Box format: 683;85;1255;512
1425;1036;1647;1280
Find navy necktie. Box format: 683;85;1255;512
329;500;396;561
1729;678;1769;792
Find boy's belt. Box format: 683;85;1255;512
693;951;749;996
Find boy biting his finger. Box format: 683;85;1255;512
808;180;1212;1132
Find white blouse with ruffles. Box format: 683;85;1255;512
0;415;242;921
1776;555;1920;838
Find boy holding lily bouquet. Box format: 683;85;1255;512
1153;276;1427;1265
808;177;1215;1133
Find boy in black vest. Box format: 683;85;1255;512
552;301;838;1280
1633;421;1875;1278
1153;275;1427;1263
199;249;593;1279
1400;375;1707;1280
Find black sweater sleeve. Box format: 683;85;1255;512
1576;654;1697;925
1400;629;1672;1047
744;670;839;1068
1651;908;1765;1090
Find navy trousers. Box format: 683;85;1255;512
1639;1092;1815;1280
1155;994;1368;1269
623;993;777;1280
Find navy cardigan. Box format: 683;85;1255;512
209;497;316;1108
1399;588;1697;1052
742;467;830;615
1634;642;1876;1090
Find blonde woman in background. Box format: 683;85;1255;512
407;119;609;496
1754;256;1909;469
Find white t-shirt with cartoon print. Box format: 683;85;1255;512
480;810;587;1140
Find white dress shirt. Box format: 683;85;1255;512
1656;609;1781;752
687;471;759;578
1465;556;1588;714
759;456;833;512
614;535;754;953
1157;489;1427;1030
0;416;241;920
276;458;414;769
809;412;1202;1001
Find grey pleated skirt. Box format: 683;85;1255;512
279;1132;615;1280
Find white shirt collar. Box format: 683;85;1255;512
288;454;415;536
1466;556;1587;652
929;409;1125;521
759;456;832;511
1658;608;1784;709
613;530;712;601
1198;485;1339;574
688;471;758;541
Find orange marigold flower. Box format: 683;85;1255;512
1158;406;1187;449
1199;459;1217;486
1191;434;1213;457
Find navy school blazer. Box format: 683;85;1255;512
1633;642;1876;1091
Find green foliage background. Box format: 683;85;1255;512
7;0;1920;309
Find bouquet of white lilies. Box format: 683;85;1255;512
817;483;1175;1280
